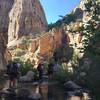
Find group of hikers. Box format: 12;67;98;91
6;60;55;88
37;61;55;81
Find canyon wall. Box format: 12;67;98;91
8;28;62;66
0;0;47;70
8;0;47;42
0;0;14;70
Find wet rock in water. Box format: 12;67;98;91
0;88;16;97
19;71;34;82
67;96;82;100
67;90;83;97
67;92;91;100
64;81;81;91
64;81;91;99
17;88;30;100
0;80;5;90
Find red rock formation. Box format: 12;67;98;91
28;39;39;53
38;28;61;59
8;28;62;66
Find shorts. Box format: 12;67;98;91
9;73;17;81
48;70;53;75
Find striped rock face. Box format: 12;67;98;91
0;0;47;70
8;0;47;42
0;0;14;70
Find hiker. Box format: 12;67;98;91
48;62;54;79
7;62;19;88
37;62;44;82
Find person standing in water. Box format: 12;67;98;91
48;61;54;79
37;61;44;82
7;61;19;88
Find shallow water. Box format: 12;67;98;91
0;80;88;100
0;80;67;100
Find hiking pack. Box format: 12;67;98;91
7;62;19;75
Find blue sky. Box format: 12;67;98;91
40;0;80;24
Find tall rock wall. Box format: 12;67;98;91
7;28;62;67
8;0;47;42
0;0;47;70
62;0;100;67
0;0;14;70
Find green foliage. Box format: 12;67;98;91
54;66;73;83
53;45;73;63
12;59;37;76
71;52;78;66
84;0;93;12
20;63;34;76
43;62;49;73
47;20;62;31
86;60;100;99
14;49;26;56
12;58;22;63
82;0;100;51
79;1;100;98
62;13;76;24
47;13;76;31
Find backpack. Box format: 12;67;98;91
37;63;44;72
10;63;19;74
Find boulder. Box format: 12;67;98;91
64;81;81;91
67;96;81;100
0;88;16;97
19;71;34;82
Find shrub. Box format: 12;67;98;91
14;49;26;56
20;63;34;76
53;65;74;83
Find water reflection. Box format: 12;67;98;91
0;81;66;100
0;81;85;100
39;83;66;100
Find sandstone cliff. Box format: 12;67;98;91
47;0;100;67
0;0;14;70
8;28;62;66
1;0;99;70
8;0;47;42
0;0;47;70
7;0;90;66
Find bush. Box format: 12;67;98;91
20;63;34;76
53;65;74;83
11;59;39;78
14;49;26;56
